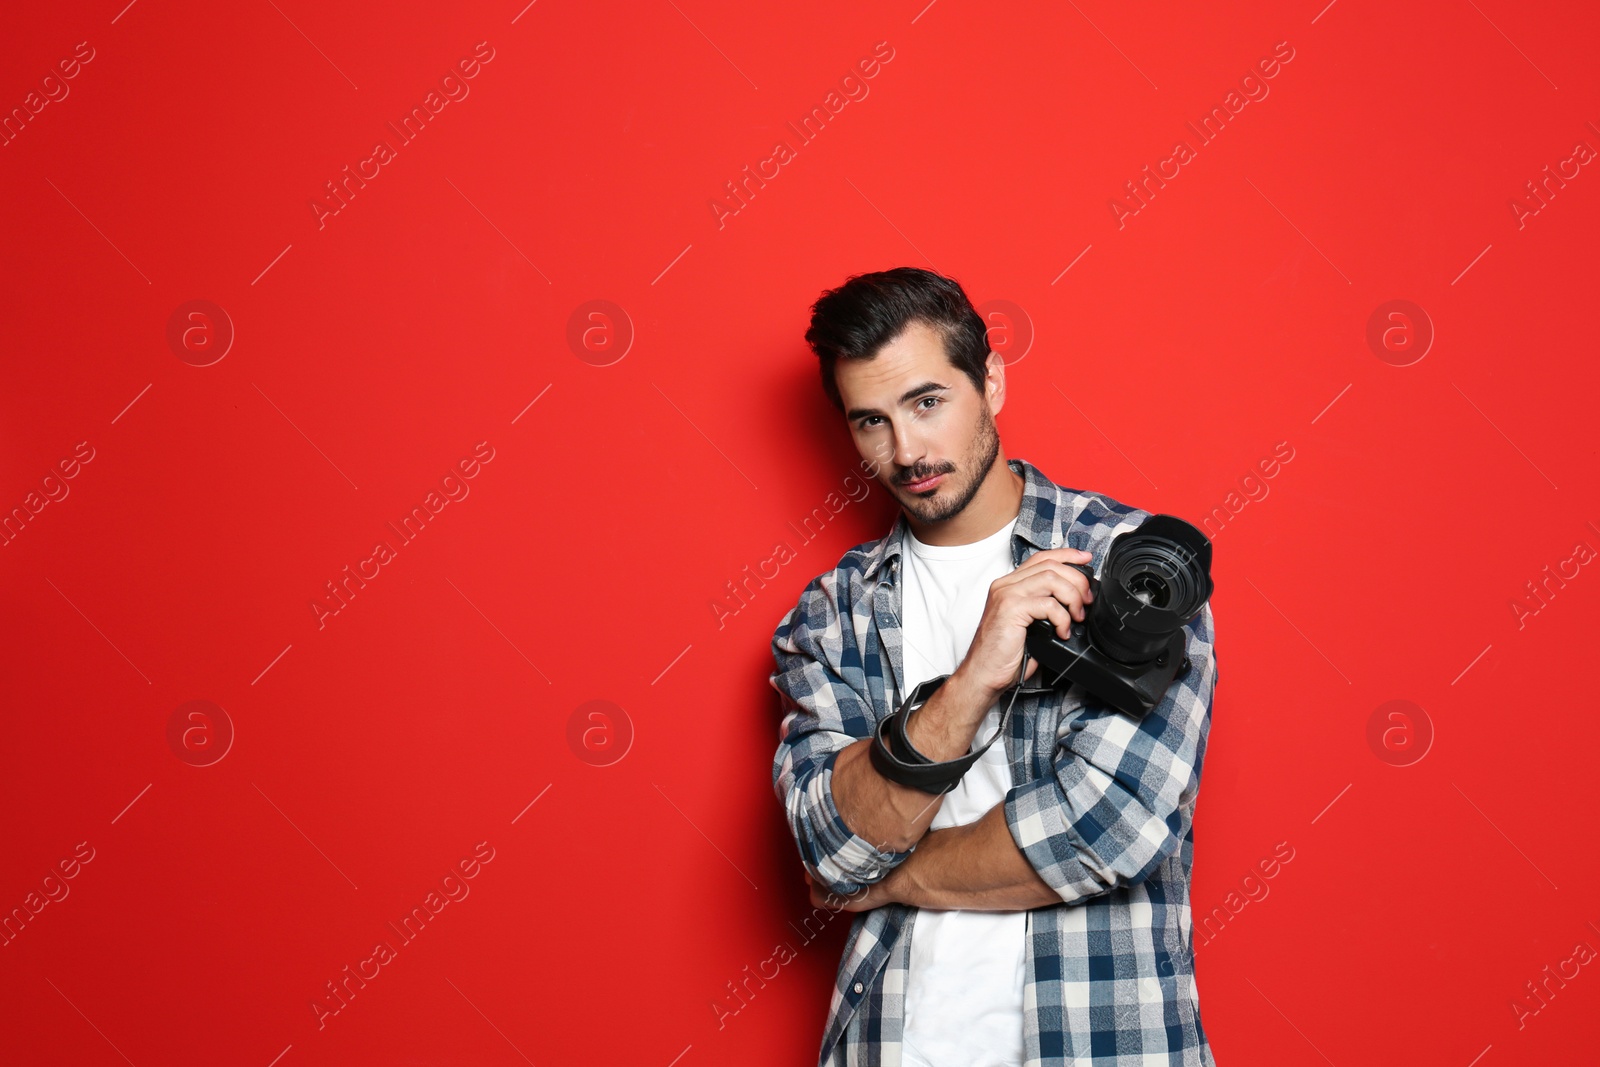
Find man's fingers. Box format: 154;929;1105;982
1017;546;1093;567
1035;596;1075;639
813;887;847;912
1003;568;1094;617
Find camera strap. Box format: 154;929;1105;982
869;649;1033;795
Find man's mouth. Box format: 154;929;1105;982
902;472;945;493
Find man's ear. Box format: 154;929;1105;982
985;350;1007;415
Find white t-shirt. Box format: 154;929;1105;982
898;515;1027;1067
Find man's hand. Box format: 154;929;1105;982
952;546;1095;695
806;868;902;914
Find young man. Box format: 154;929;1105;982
768;267;1218;1066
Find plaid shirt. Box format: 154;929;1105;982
769;457;1218;1067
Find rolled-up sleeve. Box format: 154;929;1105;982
770;570;914;897
1004;600;1217;904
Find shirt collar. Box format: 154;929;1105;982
860;456;1068;584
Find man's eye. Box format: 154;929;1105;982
917;397;940;411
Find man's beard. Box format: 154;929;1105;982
896;404;1001;526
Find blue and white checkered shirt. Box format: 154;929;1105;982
769;457;1219;1066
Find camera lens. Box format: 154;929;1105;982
1087;515;1213;666
1125;571;1168;608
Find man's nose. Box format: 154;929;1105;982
891;422;923;469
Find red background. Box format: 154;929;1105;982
3;1;1598;1064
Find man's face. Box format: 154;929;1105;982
835;320;1004;527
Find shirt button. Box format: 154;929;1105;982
853;982;864;994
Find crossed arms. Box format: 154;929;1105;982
769;570;1216;913
813;671;1060;912
807;785;1061;912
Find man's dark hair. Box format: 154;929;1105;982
804;267;990;415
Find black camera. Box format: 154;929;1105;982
1023;514;1214;718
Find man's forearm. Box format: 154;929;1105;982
882;801;1060;911
828;669;999;853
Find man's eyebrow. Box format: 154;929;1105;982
846;381;950;422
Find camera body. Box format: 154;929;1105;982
1022;513;1214;719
